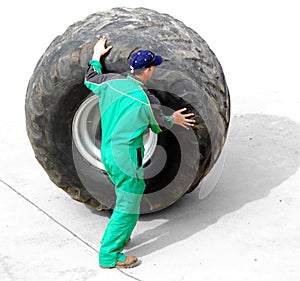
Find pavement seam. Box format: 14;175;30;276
1;178;144;281
117;269;143;281
0;178;98;254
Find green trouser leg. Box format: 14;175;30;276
99;174;145;267
99;210;139;267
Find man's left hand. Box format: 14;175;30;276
92;36;112;61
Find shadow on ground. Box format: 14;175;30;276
124;113;300;257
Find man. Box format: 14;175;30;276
84;36;195;269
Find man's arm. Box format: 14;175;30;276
84;36;117;94
143;87;196;133
143;87;196;132
84;61;121;92
143;87;174;133
92;36;112;61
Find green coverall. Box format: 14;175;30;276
84;60;174;267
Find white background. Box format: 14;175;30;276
1;0;299;119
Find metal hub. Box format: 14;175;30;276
72;95;158;170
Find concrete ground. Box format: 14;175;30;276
1;1;300;280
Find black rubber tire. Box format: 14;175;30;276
25;7;230;214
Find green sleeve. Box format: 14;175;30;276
89;60;103;74
164;116;175;128
144;105;161;134
84;60;103;95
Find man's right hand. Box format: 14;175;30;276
172;108;196;130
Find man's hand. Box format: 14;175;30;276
92;36;112;61
172;108;196;130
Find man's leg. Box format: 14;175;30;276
99;176;145;267
99;210;139;267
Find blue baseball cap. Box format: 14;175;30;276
129;50;163;73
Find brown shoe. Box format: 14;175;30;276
116;256;141;269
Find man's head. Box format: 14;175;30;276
129;50;163;81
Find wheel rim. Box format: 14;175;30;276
72;95;158;170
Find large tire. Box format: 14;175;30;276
25;7;230;214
